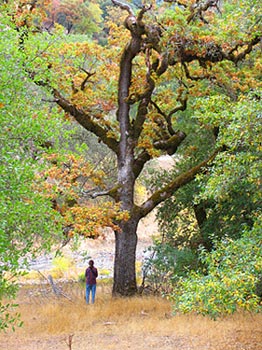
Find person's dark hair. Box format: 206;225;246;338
89;259;94;267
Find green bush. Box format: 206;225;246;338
78;273;86;283
171;217;262;318
51;256;75;278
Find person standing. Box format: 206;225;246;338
85;260;98;304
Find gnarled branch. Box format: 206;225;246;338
138;147;222;218
153;130;186;155
168;34;261;67
111;0;134;15
187;0;221;24
53;89;119;154
150;91;188;136
225;36;262;64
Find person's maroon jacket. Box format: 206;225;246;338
85;267;98;285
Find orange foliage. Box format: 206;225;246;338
6;0;50;29
35;153;129;238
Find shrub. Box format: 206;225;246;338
51;256;75;278
171;217;262;318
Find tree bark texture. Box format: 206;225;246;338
112;8;142;294
113;217;139;296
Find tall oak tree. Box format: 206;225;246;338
10;0;261;296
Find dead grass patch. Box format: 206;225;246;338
1;284;262;350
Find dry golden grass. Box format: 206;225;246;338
1;284;262;350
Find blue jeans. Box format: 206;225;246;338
86;284;96;304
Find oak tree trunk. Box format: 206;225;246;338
113;217;139;295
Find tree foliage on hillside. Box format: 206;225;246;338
44;0;103;34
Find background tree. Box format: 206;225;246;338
143;90;262;315
44;0;103;35
154;89;262;251
172;216;262;318
0;11;65;330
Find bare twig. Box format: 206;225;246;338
80;68;95;91
65;334;74;350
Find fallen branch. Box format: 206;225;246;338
37;271;73;301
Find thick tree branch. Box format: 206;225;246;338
137;4;152;22
132;129;186;179
111;0;134;16
132;130;186;182
113;1;152;181
127;48;155;106
156;53;169;76
132;97;151;140
168;35;261;67
224;36;262;64
53;90;119;154
153;130;186;155
138;148;221;218
133;150;151;179
187;0;221;24
131;49;156;142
